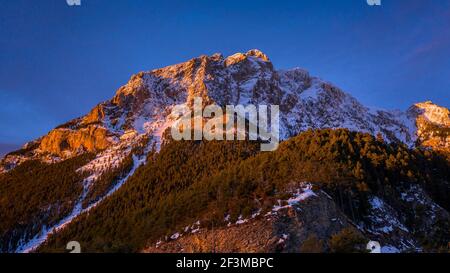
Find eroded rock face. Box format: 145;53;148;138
38;125;114;156
82;104;106;125
143;192;360;253
408;101;450;152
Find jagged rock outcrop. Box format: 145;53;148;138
82;104;106;125
38;125;114;156
407;101;450;152
143;183;450;253
143;191;361;253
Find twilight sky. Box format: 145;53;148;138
0;0;449;145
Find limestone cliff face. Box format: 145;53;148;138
38;125;113;156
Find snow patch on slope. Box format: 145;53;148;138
367;196;409;234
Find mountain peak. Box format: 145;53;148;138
2;51;449;253
224;49;270;66
245;49;270;61
2;50;449;170
412;101;450;126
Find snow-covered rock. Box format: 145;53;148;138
2;49;449;174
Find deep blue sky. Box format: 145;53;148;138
0;0;449;145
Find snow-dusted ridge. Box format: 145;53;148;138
2;49;449;173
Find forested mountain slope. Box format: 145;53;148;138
38;129;450;253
